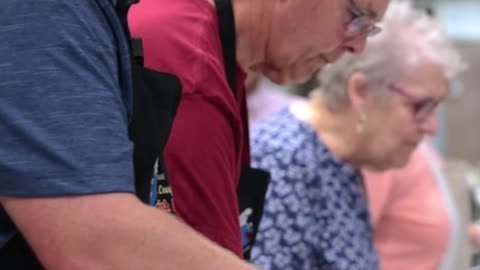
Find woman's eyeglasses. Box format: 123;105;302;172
387;84;442;122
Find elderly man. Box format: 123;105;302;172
128;0;389;257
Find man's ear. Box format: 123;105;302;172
347;72;369;112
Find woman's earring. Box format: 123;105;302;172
356;113;367;134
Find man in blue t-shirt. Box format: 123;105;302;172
0;1;258;269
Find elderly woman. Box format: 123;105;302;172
249;1;465;269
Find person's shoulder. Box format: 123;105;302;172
250;110;320;180
129;0;213;24
4;0;120;46
252;108;308;138
129;0;215;48
254;113;322;164
128;0;225;96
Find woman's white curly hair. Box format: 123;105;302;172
313;0;467;111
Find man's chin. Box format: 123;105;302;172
291;74;313;84
291;65;328;84
268;76;287;85
263;70;289;85
265;71;311;85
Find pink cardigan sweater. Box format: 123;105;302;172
364;143;451;270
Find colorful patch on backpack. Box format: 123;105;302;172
150;159;175;214
239;208;254;251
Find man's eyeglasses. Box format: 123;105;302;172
388;84;442;122
345;0;382;38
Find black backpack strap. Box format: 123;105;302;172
214;0;270;260
129;66;181;210
0;233;43;269
116;0;143;66
214;0;237;95
119;1;181;209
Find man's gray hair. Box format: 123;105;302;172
313;0;467;111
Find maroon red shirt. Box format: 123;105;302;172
129;0;250;256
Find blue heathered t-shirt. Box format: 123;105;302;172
0;0;135;247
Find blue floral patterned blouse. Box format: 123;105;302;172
250;108;378;270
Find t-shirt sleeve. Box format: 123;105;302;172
0;0;134;197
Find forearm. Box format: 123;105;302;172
2;194;256;270
91;198;254;270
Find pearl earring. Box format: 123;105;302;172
356;113;367;134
